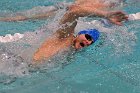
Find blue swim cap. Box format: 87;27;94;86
78;29;100;42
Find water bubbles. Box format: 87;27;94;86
0;33;24;43
1;53;9;60
0;45;30;79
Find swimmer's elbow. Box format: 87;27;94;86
32;53;42;63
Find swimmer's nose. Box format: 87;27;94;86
84;40;92;46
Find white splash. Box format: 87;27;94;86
0;33;24;43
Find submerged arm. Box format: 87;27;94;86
0;9;57;22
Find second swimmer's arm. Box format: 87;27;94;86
0;15;28;22
0;10;57;22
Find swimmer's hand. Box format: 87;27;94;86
106;11;128;26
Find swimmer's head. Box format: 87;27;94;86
73;29;100;49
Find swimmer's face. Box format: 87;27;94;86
73;34;93;49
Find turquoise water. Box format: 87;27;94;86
0;0;140;93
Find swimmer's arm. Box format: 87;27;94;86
55;5;109;37
33;35;70;62
69;5;128;25
56;4;128;38
33;37;59;62
0;10;57;22
0;15;30;22
56;4;106;37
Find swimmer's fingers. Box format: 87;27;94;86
116;15;128;22
116;11;126;17
109;17;125;26
110;11;126;17
108;11;128;25
116;12;128;21
109;11;128;19
115;22;123;26
109;18;123;26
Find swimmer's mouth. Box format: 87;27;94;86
80;42;85;47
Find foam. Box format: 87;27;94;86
0;33;24;43
18;6;57;18
128;12;140;20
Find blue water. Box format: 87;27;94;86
0;0;140;93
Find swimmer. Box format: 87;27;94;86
32;0;128;62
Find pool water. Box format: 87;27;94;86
0;0;140;93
